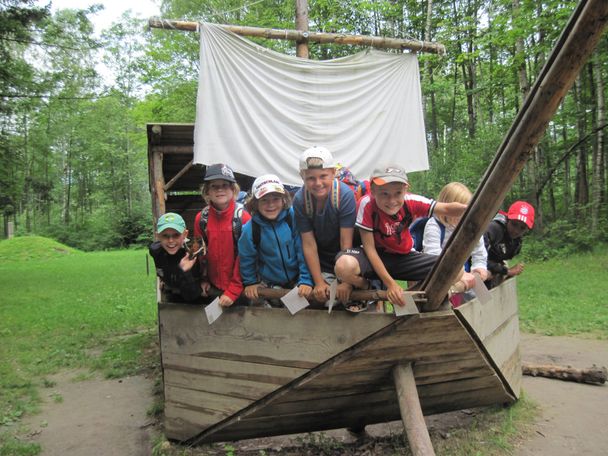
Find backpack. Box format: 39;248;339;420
250;213;294;249
371;205;413;245
336;165;368;203
410;217;473;272
409;217;445;252
198;202;245;255
303;179;341;219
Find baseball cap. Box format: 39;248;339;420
157;212;186;234
204;163;236;182
252;174;286;199
507;201;535;229
299;146;336;170
370;164;408;185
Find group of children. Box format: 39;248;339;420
149;146;535;311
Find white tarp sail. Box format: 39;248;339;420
194;22;428;186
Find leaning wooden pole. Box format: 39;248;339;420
148;19;446;54
421;0;608;311
393;363;436;456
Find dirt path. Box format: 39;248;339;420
22;335;608;455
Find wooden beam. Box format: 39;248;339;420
151;150;166;221
393;363;436;456
150;145;193;154
148;19;446;54
421;0;608;311
164;159;193;191
295;0;309;58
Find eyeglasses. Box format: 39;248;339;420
210;183;232;191
160;233;181;240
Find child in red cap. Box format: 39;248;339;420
484;201;535;288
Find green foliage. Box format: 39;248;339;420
0;433;41;456
520;220;595;262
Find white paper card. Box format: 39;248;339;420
327;279;338;314
394;293;420;317
472;274;492;305
281;286;310;315
205;297;223;325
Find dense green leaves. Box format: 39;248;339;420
1;0;606;249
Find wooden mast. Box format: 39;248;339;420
148;19;446;54
421;0;608;311
295;0;309;58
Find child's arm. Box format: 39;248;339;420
339;227;354;251
301;231;330;301
292;217;313;297
433;201;467;218
238;223;261;299
360;230;405;307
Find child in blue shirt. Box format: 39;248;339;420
238;174;313;301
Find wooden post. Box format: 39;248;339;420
295;0;309;58
151;150;166;222
6;221;14;239
393;362;435;456
421;0;608;311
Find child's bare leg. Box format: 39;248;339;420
334;255;368;289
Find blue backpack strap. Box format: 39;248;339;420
331;179;340;210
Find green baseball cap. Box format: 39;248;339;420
157;212;186;234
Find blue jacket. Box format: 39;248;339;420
238;208;313;288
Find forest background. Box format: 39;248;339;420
1;0;606;254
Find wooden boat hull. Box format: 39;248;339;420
158;279;520;443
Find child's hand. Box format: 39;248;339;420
179;253;197;272
472;268;489;281
387;283;405;307
244;284;260;300
219;294;234;307
461;272;476;290
200;281;211;296
507;263;525;277
313;282;330;302
298;284;312;299
336;282;353;303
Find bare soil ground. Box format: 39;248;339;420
22;334;608;455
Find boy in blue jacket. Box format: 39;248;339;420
238;174;313;303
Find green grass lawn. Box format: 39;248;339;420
0;236;606;455
517;245;608;338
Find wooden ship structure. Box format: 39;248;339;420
147;1;607;453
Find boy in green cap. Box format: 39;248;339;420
149;212;201;302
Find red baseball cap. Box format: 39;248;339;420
507;201;534;229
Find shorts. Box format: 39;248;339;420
336;248;438;282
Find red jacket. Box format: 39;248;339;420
194;200;251;301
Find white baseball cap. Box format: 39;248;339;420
298;146;336;170
252;174;286;199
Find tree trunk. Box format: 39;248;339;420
574;75;590;215
591;50;605;235
424;0;439;149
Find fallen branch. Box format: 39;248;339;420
522;362;607;385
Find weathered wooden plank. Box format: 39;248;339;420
164;403;218;442
456;279;519;341
164;369;284;402
481;314;520;370
162;352;308;383
159;304;393;366
258;375;500;418
165;384;251;417
206;385;510;443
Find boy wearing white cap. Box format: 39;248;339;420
238;174;313;302
292;146;357;303
335;164;468;308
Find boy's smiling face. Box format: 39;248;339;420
301;168;335;200
372;182;408;216
158;228;187;255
